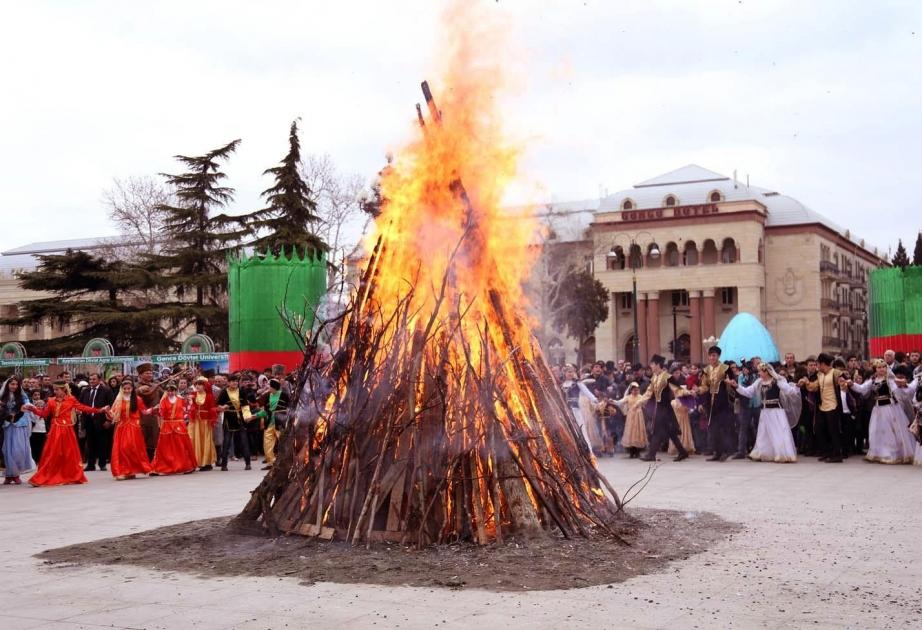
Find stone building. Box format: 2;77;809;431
589;165;887;364
0;237;118;343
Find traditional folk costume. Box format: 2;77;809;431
562;378;601;455
805;363;847;462
909;382;922;466
640;357;689;462
150;392;198;475
2;381;36;483
668;398;696;456
109;396;152;479
851;366;916;464
735;368;800;463
188;382;218;470
616;386;648;456
29;394;105;486
254;385;290;467
698;355;736;461
217;386;254;470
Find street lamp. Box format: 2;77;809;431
606;232;660;363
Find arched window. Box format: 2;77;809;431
702;239;719;265
623;334;636;364
629;243;644;269
621;198;634;211
670;333;691;363
664;194;677;207
709;190;723;203
646;243;662;268
720;238;737;263
683;241;698;266
606;246;626;271
664;242;680;267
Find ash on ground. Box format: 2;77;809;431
37;508;740;592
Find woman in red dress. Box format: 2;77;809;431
107;379;153;480
150;383;198;475
24;382;108;487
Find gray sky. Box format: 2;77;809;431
2;0;920;257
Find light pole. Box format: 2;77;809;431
606;232;660;363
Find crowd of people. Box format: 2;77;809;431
3;347;922;488
0;363;294;486
558;348;922;466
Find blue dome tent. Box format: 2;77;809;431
716;312;780;364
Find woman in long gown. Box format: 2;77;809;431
909;378;922;466
107;379;153;480
1;377;35;484
150;384;198;475
849;360;916;464
667;366;696;456
188;377;217;471
24;382;108;486
561;366;603;455
617;382;648;458
732;363;798;463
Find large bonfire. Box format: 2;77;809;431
236;6;622;547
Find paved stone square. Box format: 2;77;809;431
2;456;920;629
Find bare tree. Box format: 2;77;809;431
300;154;366;262
100;176;175;259
525;207;597;364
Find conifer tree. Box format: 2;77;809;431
243;120;326;256
892;239;910;269
913;232;922;266
145;140;246;346
0;249;171;355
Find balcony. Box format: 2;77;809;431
819;261;839;277
822;336;842;348
820;297;839;311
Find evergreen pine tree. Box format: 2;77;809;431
913;232;922;266
146;140;246;346
243;120;327;256
892;239;910;269
0;249;171;355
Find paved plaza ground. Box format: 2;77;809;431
3;455;920;629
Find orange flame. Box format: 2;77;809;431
367;1;537;358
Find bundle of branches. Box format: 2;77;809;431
234;82;622;548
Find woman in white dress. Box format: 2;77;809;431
731;363;798;463
848;360;916;464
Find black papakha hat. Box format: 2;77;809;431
707;346;722;356
650;354;666;367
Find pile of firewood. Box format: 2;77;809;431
234;83;622;547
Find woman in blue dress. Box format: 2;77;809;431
2;376;36;485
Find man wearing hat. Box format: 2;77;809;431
638;354;689;462
696;346;736;461
135;363;162;460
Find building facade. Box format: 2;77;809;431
588;165;887;364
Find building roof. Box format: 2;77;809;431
634;164;728;188
599;165;881;256
0;235;125;278
1;236;121;257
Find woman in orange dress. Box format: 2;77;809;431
107;379;153;480
24;381;108;486
188;377;218;471
150;383;198;475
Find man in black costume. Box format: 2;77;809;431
697;345;736;461
639;354;689;462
